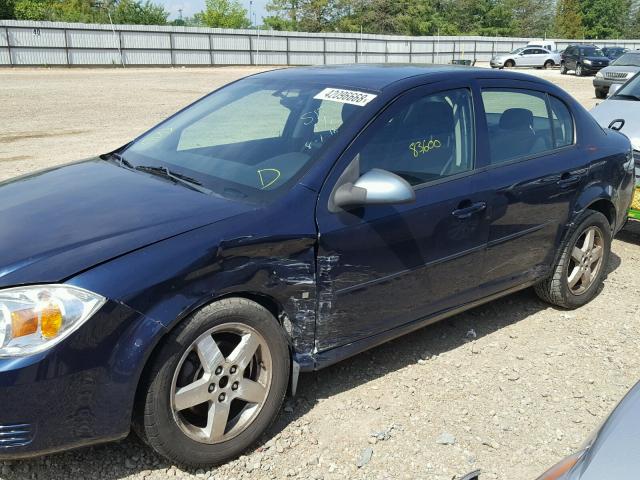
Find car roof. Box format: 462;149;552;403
251;64;549;92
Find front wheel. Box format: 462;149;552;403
576;64;584;76
535;210;611;309
504;60;515;68
544;60;554;69
134;298;290;467
560;62;567;74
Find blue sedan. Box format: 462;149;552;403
0;65;635;466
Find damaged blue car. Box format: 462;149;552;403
0;65;635;467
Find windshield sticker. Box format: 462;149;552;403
409;137;442;158
314;88;377;107
257;168;281;189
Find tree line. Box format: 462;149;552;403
1;0;639;39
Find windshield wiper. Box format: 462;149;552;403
135;165;212;194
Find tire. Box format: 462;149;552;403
134;298;290;467
504;60;515;68
535;210;611;309
560;62;567;75
544;60;554;69
576;64;584;76
595;88;607;99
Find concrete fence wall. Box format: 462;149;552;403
1;20;640;67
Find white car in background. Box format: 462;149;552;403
490;47;561;69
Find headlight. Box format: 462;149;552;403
595;71;603;78
584;59;592;65
0;285;105;357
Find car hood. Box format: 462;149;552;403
590;100;640;150
566;381;640;479
0;159;254;287
601;65;640;74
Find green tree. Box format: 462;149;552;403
580;0;631;38
554;0;585;37
195;0;250;28
13;0;51;19
0;0;16;18
111;0;168;25
264;0;299;29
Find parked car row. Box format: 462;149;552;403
490;42;633;84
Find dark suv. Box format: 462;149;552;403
561;44;610;76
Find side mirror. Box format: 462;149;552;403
608;84;621;97
332;168;415;210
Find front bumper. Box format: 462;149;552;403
593;77;613;89
0;300;164;459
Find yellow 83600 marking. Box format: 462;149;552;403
409;137;442;158
257;168;281;189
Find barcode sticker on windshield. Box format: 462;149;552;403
314;88;377;106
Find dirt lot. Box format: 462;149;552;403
0;65;639;480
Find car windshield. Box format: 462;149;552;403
581;47;605;57
612;53;640;67
614;72;640;99
510;47;525;54
121;78;375;202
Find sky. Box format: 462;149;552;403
158;0;268;22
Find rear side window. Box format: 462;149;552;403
549;96;574;147
482;89;554;164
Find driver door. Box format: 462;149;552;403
314;85;490;352
518;48;536;67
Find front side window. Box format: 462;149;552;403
482;89;555;164
353;89;475;187
123;78;370;201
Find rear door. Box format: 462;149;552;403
474;80;586;294
314;83;489;352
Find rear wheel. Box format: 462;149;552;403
560;62;567;74
134;298;290;467
544;60;554;69
504;59;515;68
595;88;607;99
535;210;611;309
576;63;584;76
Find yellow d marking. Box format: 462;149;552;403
257;168;281;189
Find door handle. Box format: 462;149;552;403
557;173;581;188
452;201;487;219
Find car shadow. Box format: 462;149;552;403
0;260;623;479
616;220;640;246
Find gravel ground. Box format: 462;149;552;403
1;65;639;480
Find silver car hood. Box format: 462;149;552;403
566;381;640;479
590;99;640;150
601;65;640;74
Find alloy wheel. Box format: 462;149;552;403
566;226;605;296
170;323;273;444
